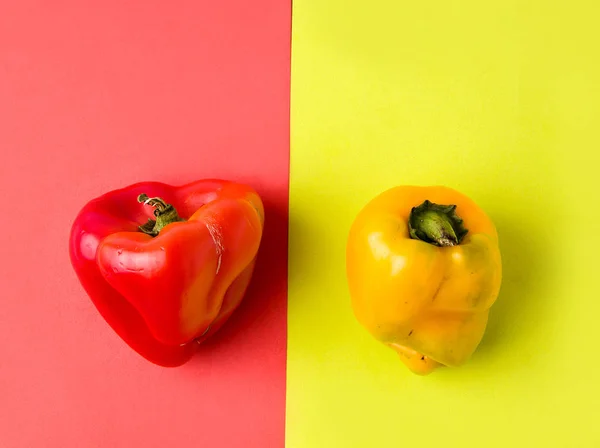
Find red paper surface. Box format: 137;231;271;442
0;2;291;447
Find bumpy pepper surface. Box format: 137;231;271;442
346;186;502;375
69;179;264;367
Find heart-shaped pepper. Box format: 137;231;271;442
69;179;264;367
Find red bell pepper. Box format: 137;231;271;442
69;179;264;367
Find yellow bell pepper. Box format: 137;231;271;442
346;186;502;375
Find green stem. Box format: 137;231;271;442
137;193;184;237
408;200;468;247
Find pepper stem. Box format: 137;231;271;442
408;200;468;247
137;193;184;237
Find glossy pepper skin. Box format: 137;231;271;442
69;179;264;367
346;186;502;375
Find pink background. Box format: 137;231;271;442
0;2;291;447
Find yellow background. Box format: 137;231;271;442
288;1;599;447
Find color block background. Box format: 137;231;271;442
2;1;600;447
288;0;599;447
0;2;290;447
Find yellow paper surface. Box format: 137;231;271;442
288;1;600;446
